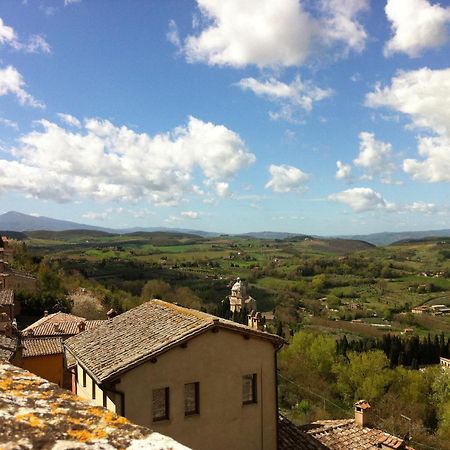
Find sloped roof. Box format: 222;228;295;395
22;311;104;337
0;334;17;360
278;415;328;450
300;419;414;450
0;361;190;449
22;337;63;357
0;289;14;306
65;299;283;384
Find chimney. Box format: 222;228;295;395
247;310;265;331
354;400;371;427
53;323;61;332
77;320;86;332
107;309;118;319
44;310;48;317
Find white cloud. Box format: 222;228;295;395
82;211;107;221
265;164;310;193
329;187;394;212
353;132;395;183
237;75;332;123
0;118;18;130
0;17;51;54
57;113;81;128
167;20;181;48
366;67;450;136
366;68;450;183
0;17;18;46
384;0;450;57
0;116;255;205
181;211;200;219
318;0;369;55
215;181;229;197
173;0;369;69
64;0;82;5
403;135;450;182
404;201;436;214
335;160;352;182
0;66;45;108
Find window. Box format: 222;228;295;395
103;391;107;408
153;387;170;421
242;374;257;404
92;381;96;399
185;382;200;416
82;368;86;388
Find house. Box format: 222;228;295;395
64;299;284;450
279;401;415;450
440;357;450;370
411;306;428;314
0;257;36;293
17;311;104;387
0;361;190;450
0;289;19;322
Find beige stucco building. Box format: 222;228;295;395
65;300;283;450
228;277;257;313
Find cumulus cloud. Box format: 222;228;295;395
403;136;450;182
0;116;255;205
384;0;450;57
0;66;45;108
318;0;369;55
57;113;81;128
265;164;310;193
366;67;450;136
335;160;352;182
366;68;450;183
181;211;200;219
172;0;369;69
353;132;395;183
329;187;394;212
0;17;51;54
237;75;332;123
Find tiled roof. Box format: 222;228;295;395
65;299;283;383
0;289;14;306
22;311;104;337
0;361;191;449
300;419;414;450
22;337;63;357
0;334;17;360
278;415;328;450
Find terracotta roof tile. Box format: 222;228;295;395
278;415;328;450
0;289;14;306
0;334;17;360
22;337;63;357
65;299;283;383
22;312;104;337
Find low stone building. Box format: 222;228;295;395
17;311;104;387
278;401;415;450
0;288;19;322
65;299;283;450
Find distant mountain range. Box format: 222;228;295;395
1;210;449;246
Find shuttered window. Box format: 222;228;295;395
184;382;200;416
152;387;169;421
242;374;257;404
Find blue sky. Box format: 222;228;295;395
0;0;450;235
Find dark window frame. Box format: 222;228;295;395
152;387;170;422
82;368;86;388
103;391;107;408
92;380;96;399
184;382;200;416
242;373;257;405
